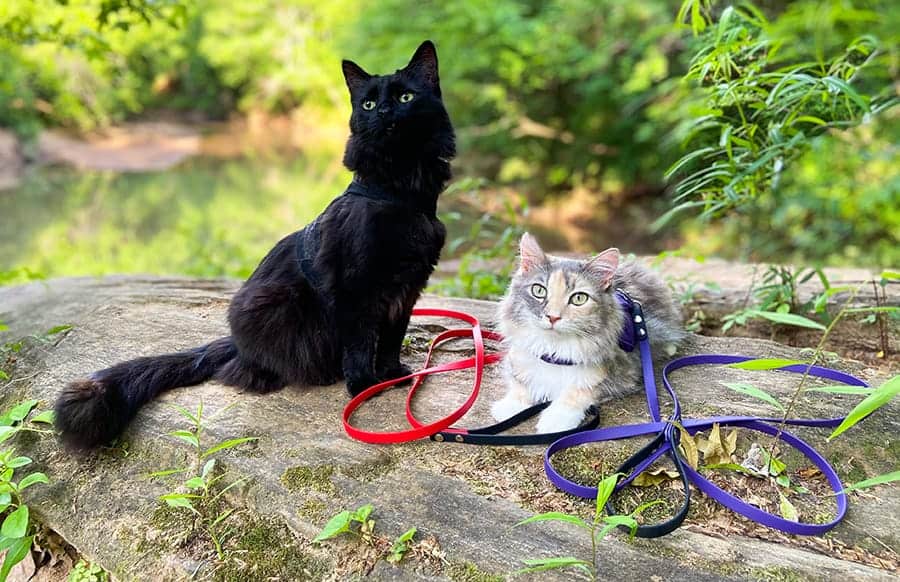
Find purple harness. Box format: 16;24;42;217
543;290;868;537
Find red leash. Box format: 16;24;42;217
341;308;502;444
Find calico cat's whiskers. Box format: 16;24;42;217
493;233;684;434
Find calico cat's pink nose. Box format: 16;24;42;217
547;315;562;325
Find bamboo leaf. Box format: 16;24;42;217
516;512;590;530
595;473;622;524
749;310;826;330
201;437;258;458
779;493;799;522
722;382;786;412
840;471;900;494
829;375;900;441
517;557;592;575
803;385;873;395
728;358;806;370
167;430;199;449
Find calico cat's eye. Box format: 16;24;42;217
362;100;376;110
399;92;415;103
569;292;589;306
530;284;547;299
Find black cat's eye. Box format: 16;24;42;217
530;284;547;300
398;92;415;103
362;100;376;110
570;292;589;306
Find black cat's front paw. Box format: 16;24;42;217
346;374;381;397
377;363;414;384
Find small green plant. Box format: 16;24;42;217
68;559;109;582
0;400;53;582
430;179;527;300
314;504;418;566
722;265;832;333
515;473;661;580
720;282;900;498
149;401;257;560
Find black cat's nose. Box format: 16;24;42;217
377;105;391;116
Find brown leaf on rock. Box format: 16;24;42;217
632;467;680;487
697;423;738;466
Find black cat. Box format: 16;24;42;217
55;41;455;448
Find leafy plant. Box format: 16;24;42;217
313;504;418;566
719;285;900;498
0;401;53;582
515;473;660;580
68;559;109;582
663;1;896;226
149;401;257;560
429;179;527;300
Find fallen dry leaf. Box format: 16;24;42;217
632;467;680;487
697;423;738;466
677;424;699;469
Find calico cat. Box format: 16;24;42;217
55;40;455;448
492;234;684;433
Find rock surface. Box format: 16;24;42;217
0;277;897;581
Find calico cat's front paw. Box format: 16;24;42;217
491;397;530;422
346;374;381;397
536;405;586;433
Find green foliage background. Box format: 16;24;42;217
1;0;897;272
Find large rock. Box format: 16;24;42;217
0;277;897;581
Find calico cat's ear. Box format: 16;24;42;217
584;248;619;290
518;233;547;273
342;60;372;94
405;40;440;92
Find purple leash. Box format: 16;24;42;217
543;293;869;537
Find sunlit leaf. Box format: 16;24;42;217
201;437;258;458
313;511;352;543
779;493;799;522
723;382;785;412
0;535;33;581
749;310;826;330
840;471;900;494
17;472;49;491
828;375;900;441
728;358;806;370
0;505;28;538
516;512;590;530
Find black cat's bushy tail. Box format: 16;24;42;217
55;337;237;449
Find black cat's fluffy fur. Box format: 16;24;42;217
55;41;455;448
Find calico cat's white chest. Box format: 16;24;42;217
504;346;608;402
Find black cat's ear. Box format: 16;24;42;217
342;60;371;94
584;248;620;290
405;40;440;91
518;233;547;273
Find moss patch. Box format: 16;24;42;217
749;565;805;582
213;515;330;582
280;465;336;495
446;561;506;582
298;498;328;522
340;451;398;482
